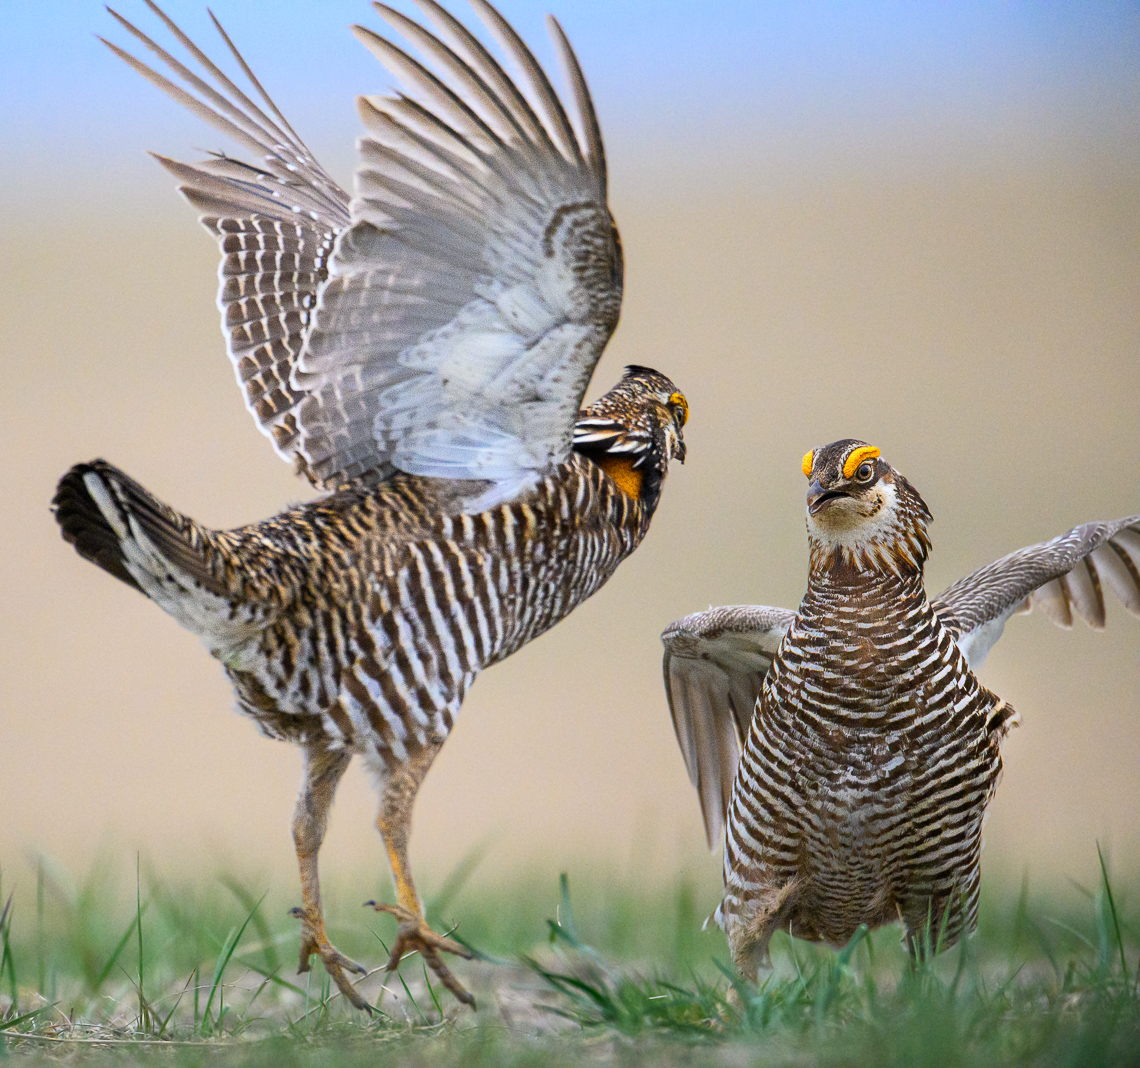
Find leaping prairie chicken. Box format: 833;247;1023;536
53;1;688;1010
662;440;1138;978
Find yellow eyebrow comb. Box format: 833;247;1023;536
842;446;880;479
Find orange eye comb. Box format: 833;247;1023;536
669;392;689;427
802;451;814;478
842;445;880;479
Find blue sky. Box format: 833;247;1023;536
4;1;1139;197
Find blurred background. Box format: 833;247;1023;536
2;1;1138;908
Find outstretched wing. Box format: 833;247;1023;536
932;516;1140;670
106;2;619;507
291;0;622;506
662;605;796;849
103;4;353;468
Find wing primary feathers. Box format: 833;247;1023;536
465;0;585;169
138;0;301;157
358;139;486;216
108;1;618;498
103;7;346;221
661;606;795;850
205;8;313;159
373;3;530;148
409;0;560;160
99;33;269;162
352;25;511;158
546;15;606;197
935;515;1140;668
357;96;491;194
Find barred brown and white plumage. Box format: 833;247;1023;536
662;440;1139;978
53;1;688;1010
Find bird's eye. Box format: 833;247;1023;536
856;462;874;481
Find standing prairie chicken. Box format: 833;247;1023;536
53;1;688;1010
662;440;1138;978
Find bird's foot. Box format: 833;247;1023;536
289;905;370;1012
366;900;476;1009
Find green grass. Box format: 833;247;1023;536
0;852;1137;1066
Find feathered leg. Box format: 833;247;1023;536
366;742;476;1009
723;878;801;983
289;744;369;1011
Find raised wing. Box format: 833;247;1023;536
291;0;622;507
662;605;795;849
103;3;353;469
932;516;1140;670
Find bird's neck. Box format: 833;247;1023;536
571;415;663;512
808;506;932;584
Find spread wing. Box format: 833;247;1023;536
106;2;620;508
102;4;353;467
661;605;796;849
292;0;621;507
932;516;1140;670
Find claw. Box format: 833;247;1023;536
291;905;371;1012
367;901;477;1009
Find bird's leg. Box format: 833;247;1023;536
728;878;801;984
366;742;477;1009
288;744;370;1011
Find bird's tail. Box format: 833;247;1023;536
52;460;255;656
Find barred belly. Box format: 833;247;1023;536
224;456;644;764
721;569;1005;952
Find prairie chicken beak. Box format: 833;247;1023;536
807;480;846;515
674;438;687;463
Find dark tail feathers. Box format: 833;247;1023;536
52;460;225;598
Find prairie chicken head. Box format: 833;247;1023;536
802;439;932;575
573;366;688;511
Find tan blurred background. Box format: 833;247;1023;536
1;2;1138;906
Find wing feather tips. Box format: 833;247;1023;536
545;14;606;195
292;2;616;497
940;515;1140;667
1096;542;1140;616
663;648;732;851
465;0;585;169
661;606;795;852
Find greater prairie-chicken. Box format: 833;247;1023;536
662;439;1138;978
53;1;688;1010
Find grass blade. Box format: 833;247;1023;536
0;1005;49;1033
200;891;266;1033
0;892;16;1012
1096;842;1129;981
94;907;148;992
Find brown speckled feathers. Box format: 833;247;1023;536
56;2;687;1010
663;441;1138;976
